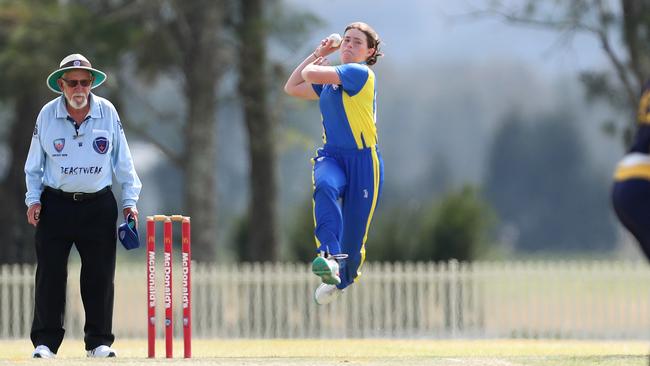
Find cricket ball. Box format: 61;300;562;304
328;33;342;47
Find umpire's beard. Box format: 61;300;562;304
65;93;88;110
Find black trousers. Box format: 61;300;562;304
30;188;118;353
612;179;650;261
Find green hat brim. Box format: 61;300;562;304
46;66;107;94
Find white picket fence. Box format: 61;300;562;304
1;261;650;340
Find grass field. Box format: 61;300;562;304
0;339;647;365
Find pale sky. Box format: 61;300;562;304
286;0;615;77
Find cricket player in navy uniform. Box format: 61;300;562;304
612;80;650;262
284;22;384;305
24;54;141;358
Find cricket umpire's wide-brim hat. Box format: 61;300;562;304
46;53;107;94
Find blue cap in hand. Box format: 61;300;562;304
118;213;140;250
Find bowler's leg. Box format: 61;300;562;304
338;149;384;289
312;156;347;255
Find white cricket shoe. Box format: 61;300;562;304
314;283;342;305
87;345;117;358
311;256;341;285
32;345;55;359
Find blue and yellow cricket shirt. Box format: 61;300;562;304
311;62;377;149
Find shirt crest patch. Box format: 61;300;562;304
53;138;65;152
93;137;109;154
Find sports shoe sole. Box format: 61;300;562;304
311;257;341;285
313;283;342;305
87;351;116;358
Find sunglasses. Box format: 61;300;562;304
60;78;93;87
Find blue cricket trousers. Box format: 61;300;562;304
312;145;384;289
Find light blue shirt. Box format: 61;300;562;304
24;94;142;208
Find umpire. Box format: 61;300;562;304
24;54;142;358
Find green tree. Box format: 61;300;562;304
235;0;278;261
284;196;316;262
128;0;227;262
366;206;419;262
131;0;319;262
484;0;650;145
415;185;495;261
232;0;321;261
484;112;616;252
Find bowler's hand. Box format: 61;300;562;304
314;36;340;58
123;207;139;229
27;203;41;227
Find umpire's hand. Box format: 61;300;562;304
123;206;139;229
27;203;41;227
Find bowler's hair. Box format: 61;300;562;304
344;22;383;65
